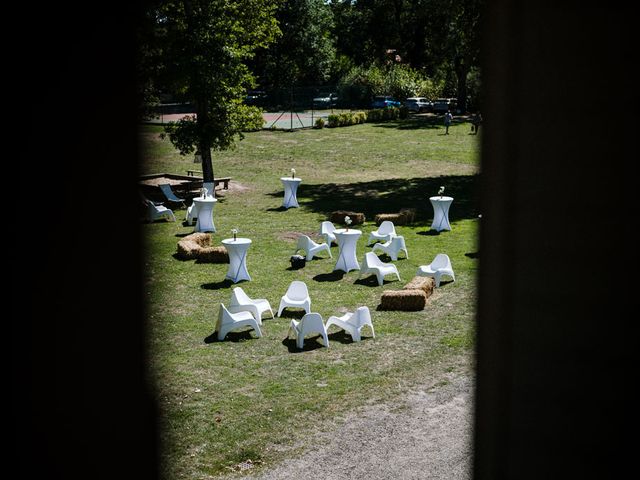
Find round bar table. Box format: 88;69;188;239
280;177;301;208
221;238;252;283
192;197;217;233
429;196;454;232
333;229;362;272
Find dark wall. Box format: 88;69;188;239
10;2;157;479
475;2;635;478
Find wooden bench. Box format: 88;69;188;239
185;171;232;190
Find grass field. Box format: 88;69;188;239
140;116;480;478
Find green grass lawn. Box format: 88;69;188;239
141;117;480;478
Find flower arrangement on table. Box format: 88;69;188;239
291;168;296;179
344;215;352;231
201;186;208;198
438;186;445;198
231;228;238;241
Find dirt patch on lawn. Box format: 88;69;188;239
276;231;323;243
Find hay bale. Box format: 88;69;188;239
374;213;404;225
403;276;435;298
399;208;416;224
198;246;229;263
176;233;228;263
379;289;427;311
330;210;366;225
176;240;202;260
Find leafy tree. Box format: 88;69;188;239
139;0;280;183
255;0;336;89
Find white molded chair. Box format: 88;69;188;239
325;306;375;343
417;254;455;287
215;303;262;341
294;235;332;260
368;221;397;244
158;183;186;207
372;235;408;261
288;312;329;349
320;221;338;246
278;280;311;316
145;200;176;222
185;182;215;225
228;286;274;323
359;252;401;286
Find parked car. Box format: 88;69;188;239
371;96;402;109
404;97;433;113
432;98;457;113
313;93;338;108
245;90;268;106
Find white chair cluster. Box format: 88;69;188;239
294;235;332;260
214;281;375;350
140;193;176;222
416;253;455;287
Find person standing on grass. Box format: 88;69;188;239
444;110;453;135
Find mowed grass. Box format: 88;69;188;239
141;117;480;479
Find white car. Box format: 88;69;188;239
404;97;433;113
313;93;338;108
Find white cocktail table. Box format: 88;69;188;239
192;197;217;233
429;196;453;232
221;238;252;283
333;229;362;272
280;177;301;208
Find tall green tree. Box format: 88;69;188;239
139;0;280;183
255;0;336;89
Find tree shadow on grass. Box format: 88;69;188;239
282;335;327;353
201;279;235;290
266;206;288;212
313;271;346;282
204;329;259;344
267;175;480;225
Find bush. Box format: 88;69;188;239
314;117;325;129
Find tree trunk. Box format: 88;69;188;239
455;57;470;113
196;101;214;183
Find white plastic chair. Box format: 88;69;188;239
215;303;262;341
368;220;397;244
227;286;274;323
320;221;338;246
359;252;400;286
278;280;311;316
294;235;332;260
145;200;176;222
288;312;329;349
416;253;455;287
158;183;186;207
372;235;408;261
325;306;375;343
185;182;215;225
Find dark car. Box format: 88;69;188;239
371;95;401;109
432;98;457;113
245;90;268;106
404;97;433;113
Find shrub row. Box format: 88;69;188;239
324;106;408;128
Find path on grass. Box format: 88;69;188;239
230;373;473;480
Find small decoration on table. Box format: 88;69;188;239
231;228;238;241
438;186;445;198
201;187;208;198
291;168;296;179
344;215;352;231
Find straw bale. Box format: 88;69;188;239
176;233;228;262
403;276;435;298
198;246;229;263
374;213;403;225
379;289;427;311
330;211;366;225
399;208;416;224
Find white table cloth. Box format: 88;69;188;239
192;197;217;233
333;229;362;272
280;177;301;208
221;238;252;283
429;196;453;232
